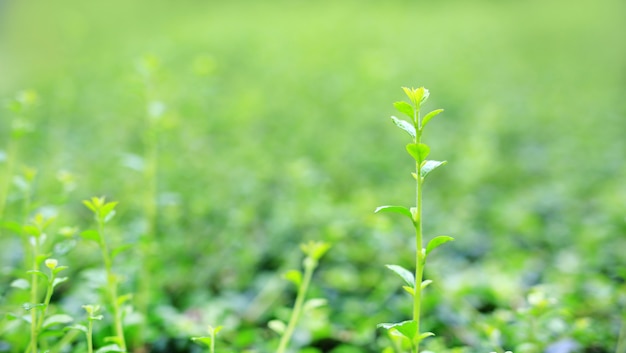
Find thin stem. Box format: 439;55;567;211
28;238;39;353
98;219;126;352
276;258;317;353
413;106;424;353
87;319;94;353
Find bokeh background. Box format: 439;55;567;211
1;0;625;352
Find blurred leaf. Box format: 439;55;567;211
421;109;443;129
95;344;123;353
22;303;44;312
80;229;100;243
1;221;22;235
111;244;133;260
116;293;132;306
52;277;69;289
425;236;454;255
66;324;87;333
374;205;413;222
10;279;30;290
390;116;416;139
268;319;286;335
417;332;435;342
385;264;415;288
406;143;430;163
402;285;415;296
421;160;447;179
283;270;302;287
421;279;433;290
42;314;73;329
191;336;213;347
377;320;417;341
304;298;327;311
300;241;331;260
26;270;49;281
393;102;414;119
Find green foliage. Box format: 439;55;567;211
0;1;624;352
376;87;451;352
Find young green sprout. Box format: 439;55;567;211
271;241;330;353
82;196;129;352
376;87;453;352
191;325;223;353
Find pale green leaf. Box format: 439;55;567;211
421;109;443;129
421;160;447;179
374;205;413;223
406;143;430;163
42;314;73;329
377;320;418;341
425;236;455;255
385;264;415;287
393;102;414;119
304;298;327;311
268;319;286;335
390;116;416;138
94;344;123;353
10;278;30;290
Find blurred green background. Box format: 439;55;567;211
1;0;625;352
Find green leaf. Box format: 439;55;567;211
421;160;447;179
377;320;418;341
390;116;416;138
116;293;132;306
283;270;302;286
385;264;415;288
42;314;73;329
374;205;413;223
421;279;433;290
94;344;123;353
22;303;44;312
26;270;49;281
417;331;435;342
406;143;430;163
402;285;415;296
111;244;133;260
425;236;454;255
22;225;40;236
1;220;22;235
10;279;30;290
100;202;118;223
300;241;331;260
268;319;286;335
80;229;100;243
393;102;414;119
421;109;443;129
191;336;213;347
65;324;87;333
304;298;327;311
52;277;69;289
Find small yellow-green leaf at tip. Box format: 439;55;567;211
300;241;331;260
283;269;302;287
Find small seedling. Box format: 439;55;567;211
375;87;453;352
192;325;223;353
82;196;130;352
270;241;330;353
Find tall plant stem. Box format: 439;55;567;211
276;259;317;353
412;105;425;352
28;237;40;353
98;220;127;352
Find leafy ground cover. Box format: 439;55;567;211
1;0;625;352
